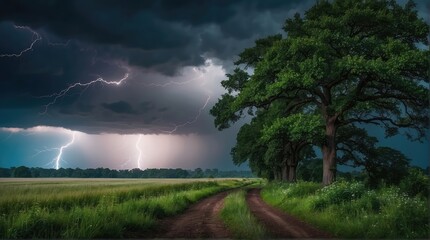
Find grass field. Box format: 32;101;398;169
261;181;429;239
0;178;251;238
220;190;266;239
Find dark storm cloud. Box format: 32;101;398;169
0;0;309;72
0;0;428;171
139;101;155;113
102;101;136;114
0;0;315;134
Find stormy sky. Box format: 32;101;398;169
0;0;428;170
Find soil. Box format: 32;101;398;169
246;188;332;238
150;190;232;238
131;187;332;239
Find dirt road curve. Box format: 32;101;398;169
246;188;332;238
153;190;232;238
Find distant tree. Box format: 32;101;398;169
337;126;411;187
365;147;410;187
12;166;31;178
399;167;429;197
212;168;219;177
297;158;323;182
175;168;189;178
71;168;86;178
129;168;143;178
193;168;204;178
0;168;11;177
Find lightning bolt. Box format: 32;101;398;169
54;132;76;170
32;131;76;169
2;23;217;171
47;38;71;47
135;135;142;169
162;94;211;134
40;73;129;114
0;25;42;57
144;67;204;87
145;78;197;87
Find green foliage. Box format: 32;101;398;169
312;181;366;210
399;167;430;197
270;181;321;199
12;166;31;178
220;190;266;239
211;0;429;186
297;158;323;182
262;113;323;142
262;181;429;238
364;147;410;187
0;179;251;238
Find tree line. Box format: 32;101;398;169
210;0;429;185
0;166;254;178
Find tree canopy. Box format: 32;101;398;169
211;0;429;185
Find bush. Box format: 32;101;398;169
262;181;429;238
312;181;366;210
399;168;429;198
282;181;321;198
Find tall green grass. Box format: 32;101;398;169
220;190;266;239
0;178;251;238
261;181;429;238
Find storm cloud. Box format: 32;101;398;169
0;0;315;135
0;0;428;170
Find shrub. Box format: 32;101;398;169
312;181;365;210
399;168;429;198
284;181;321;198
262;181;429;238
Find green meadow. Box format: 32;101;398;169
0;178;250;238
262;181;429;239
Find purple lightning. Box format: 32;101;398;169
0;25;42;57
1;22;219;171
40;73;129;114
135;135;143;169
144;67;205;87
132;94;211;169
46;35;72;47
145;78;197;87
162;94;211;134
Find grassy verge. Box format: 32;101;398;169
220;190;266;239
261;181;429;238
0;178;254;238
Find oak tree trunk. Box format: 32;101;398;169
288;164;297;182
322;118;337;185
282;165;289;181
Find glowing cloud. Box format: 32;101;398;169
162;94;211;134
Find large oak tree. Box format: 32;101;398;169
211;0;429;185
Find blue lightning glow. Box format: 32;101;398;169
54;132;76;169
0;25;42;57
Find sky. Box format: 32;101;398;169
0;0;428;171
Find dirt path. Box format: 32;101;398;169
152;190;232;238
246;188;332;238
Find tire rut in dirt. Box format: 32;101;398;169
152;190;232;238
246;188;332;238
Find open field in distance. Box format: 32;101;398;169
0;178;254;238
